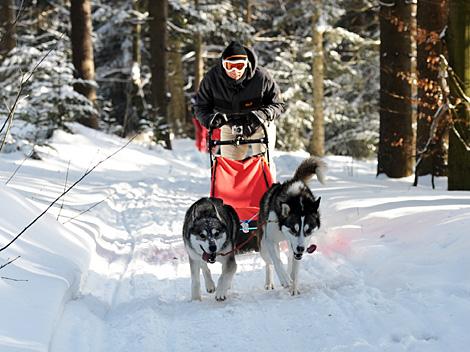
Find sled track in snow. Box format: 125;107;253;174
50;166;465;352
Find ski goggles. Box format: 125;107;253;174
222;58;248;72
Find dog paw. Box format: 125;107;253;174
290;287;300;296
191;294;202;301
215;293;227;301
265;283;274;290
279;276;292;289
206;282;216;293
215;287;228;301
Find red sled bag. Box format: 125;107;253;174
193;117;220;152
210;155;273;222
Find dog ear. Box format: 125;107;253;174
189;205;198;224
223;204;239;234
313;197;321;211
281;203;290;217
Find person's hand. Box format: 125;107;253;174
209;112;228;129
242;112;262;137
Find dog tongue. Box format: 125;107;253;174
307;244;317;254
202;252;216;263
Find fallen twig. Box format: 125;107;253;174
61;191;116;225
1;276;28;282
0;256;27;281
57;160;71;221
0;255;20;270
4;144;36;185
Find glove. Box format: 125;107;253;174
209;112;228;129
241;112;262;137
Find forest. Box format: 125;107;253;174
0;0;469;189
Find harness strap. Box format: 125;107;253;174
218;218;278;257
201;219;317;262
218;230;258;257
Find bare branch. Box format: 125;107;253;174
0;135;137;253
57;160;71;221
450;111;470;152
4;145;36;185
0;255;20;270
440;55;470;104
413;103;450;187
1;276;28;282
62;191;116;225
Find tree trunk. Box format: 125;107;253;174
308;3;325;157
416;0;449;176
447;0;470;190
71;0;98;129
378;1;417;178
149;0;172;149
132;0;142;69
0;0;16;59
246;0;252;24
194;0;204;92
122;0;145;136
168;39;188;136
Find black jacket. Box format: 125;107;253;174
194;46;285;128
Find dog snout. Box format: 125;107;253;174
296;246;305;253
209;244;217;253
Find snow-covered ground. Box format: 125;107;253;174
1;123;469;352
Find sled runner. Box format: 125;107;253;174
208;117;274;252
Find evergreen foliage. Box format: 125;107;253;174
0;3;96;144
0;0;380;157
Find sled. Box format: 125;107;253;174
208;118;273;252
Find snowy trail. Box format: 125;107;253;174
2;125;469;351
49;146;468;351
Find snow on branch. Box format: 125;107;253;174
0;33;64;152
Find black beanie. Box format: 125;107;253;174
222;41;247;60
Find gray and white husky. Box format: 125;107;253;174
183;197;240;301
258;157;326;295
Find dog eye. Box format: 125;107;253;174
213;232;220;237
199;233;206;239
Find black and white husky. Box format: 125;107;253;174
258;157;326;295
183;197;240;301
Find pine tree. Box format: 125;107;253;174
194;0;204;92
416;0;448;177
0;0;16;60
378;1;417;177
447;0;470;190
71;0;99;129
308;1;325;157
149;0;172;149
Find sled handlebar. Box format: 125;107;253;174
208;118;270;166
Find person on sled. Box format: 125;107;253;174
193;41;284;175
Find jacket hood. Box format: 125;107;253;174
216;45;258;84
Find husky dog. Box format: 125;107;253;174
183;197;240;301
258;157;326;295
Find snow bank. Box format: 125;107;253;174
0;185;92;351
